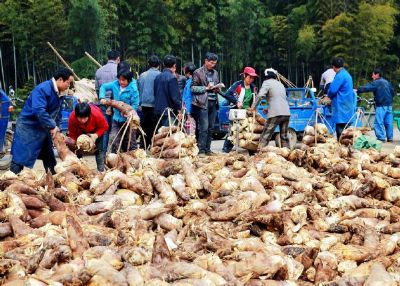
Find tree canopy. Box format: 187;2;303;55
0;0;399;91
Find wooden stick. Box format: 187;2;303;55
84;51;102;68
46;42;81;81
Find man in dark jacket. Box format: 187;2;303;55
138;55;161;146
10;68;74;174
357;68;395;142
95;50;120;93
191;52;228;156
154;54;181;127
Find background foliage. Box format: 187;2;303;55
0;0;399;105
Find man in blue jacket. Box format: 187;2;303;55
357;68;395;142
154;54;181;127
10;68;74;174
328;57;356;139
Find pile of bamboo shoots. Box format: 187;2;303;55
229;112;265;151
339;127;371;146
150;126;199;158
2;132;400;285
302;123;333;146
70;79;98;103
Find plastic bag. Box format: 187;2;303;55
184;116;196;136
353;135;382;151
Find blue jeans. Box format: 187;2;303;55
192;100;217;153
375;106;393;141
99;105;112;152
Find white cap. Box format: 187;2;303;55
264;68;278;76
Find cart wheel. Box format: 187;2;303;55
0;131;13;170
275;128;297;149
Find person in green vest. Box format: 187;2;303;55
222;66;258;153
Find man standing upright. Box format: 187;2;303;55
95;50;120;151
357;68;395;142
10;68;74;174
154;55;181;127
252;68;290;150
327;57;356;139
191;52;221;156
138;55;161;147
95;50;121;93
319;66;336;94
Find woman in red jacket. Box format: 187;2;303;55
67;102;108;171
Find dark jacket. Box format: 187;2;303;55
224;80;256;107
138;67;161;107
357;77;395;107
191;65;220;109
154;68;181;115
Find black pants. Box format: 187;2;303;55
258;116;290;150
140;106;157;148
109;120;137;153
192;100;217;154
336;123;347;139
99;105;112;153
10;144;56;175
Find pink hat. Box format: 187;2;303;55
241;66;258;77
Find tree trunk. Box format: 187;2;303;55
25;52;30;80
13;34;17;88
199;47;202;69
33;57;37;86
191;42;194;63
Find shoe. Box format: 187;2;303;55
198;153;206;158
206;151;217;156
388;139;393;142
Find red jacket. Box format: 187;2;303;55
68;105;108;141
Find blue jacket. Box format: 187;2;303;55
328;68;356;124
11;79;61;167
19;80;61;129
99;80;139;123
138;67;161;107
182;77;193;114
154;68;181;115
357;77;395;107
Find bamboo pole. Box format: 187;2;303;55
84;51;101;68
46;42;81;81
